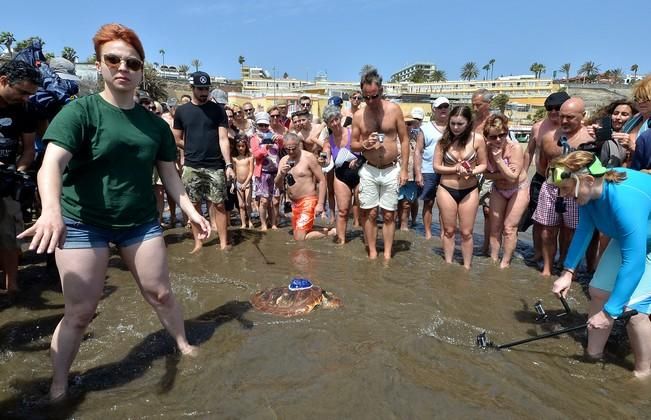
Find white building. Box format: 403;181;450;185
390;63;437;82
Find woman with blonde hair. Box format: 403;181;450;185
552;150;651;377
483;114;529;268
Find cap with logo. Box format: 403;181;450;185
328;96;343;107
191;71;211;87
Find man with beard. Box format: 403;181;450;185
0;61;39;294
173;71;234;252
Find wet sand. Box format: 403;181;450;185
1;212;651;419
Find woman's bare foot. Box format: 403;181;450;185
180;344;199;357
190;242;203;254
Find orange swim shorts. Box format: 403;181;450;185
291;195;318;233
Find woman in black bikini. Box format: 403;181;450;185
433;106;487;269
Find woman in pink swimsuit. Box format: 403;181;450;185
484;114;529;268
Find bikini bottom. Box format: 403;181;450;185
440;184;477;204
492;181;528;200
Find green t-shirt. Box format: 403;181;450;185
44;94;177;228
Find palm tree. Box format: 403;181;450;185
178;64;189;75
460;62;479;81
409;68;427;83
529;62;546;79
159;49;165;67
15;36;45;52
631;64;639;79
428;69;447;82
191;59;202;72
0;31;16;56
578;61;600;84
86;53;96;63
61;46;77;62
609;68;624;84
238;55;245;67
283;72;289;79
482;64;490;80
489;58;495;79
492;93;509;113
559;63;571;83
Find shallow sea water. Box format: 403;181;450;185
1;212;651;419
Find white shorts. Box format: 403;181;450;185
358;163;400;211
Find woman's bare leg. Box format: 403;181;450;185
50;247;110;399
458;190;479;269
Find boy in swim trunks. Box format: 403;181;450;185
275;133;327;240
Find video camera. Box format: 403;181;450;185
0;166;37;222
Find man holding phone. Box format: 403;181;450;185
351;66;410;260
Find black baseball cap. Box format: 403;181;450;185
544;91;570;108
191;71;211;87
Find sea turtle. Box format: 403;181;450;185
250;283;342;317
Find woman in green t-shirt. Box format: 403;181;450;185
19;23;211;402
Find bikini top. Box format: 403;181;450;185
443;134;477;166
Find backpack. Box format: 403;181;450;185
12;39;79;119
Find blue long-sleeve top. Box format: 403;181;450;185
563;168;651;317
630;130;651;171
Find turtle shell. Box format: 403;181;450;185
250;286;328;317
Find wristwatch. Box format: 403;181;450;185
225;162;233;169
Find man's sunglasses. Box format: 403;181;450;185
270;114;280;118
351;96;362;101
244;108;254;113
300;103;311;107
363;93;381;101
102;53;143;71
436;103;450;110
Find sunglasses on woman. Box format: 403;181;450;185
102;53;143;71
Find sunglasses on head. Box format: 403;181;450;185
102;53;143;71
545;105;561;112
363;93;381;101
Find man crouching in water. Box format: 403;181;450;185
275;133;327;240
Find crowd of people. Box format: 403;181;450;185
1;21;651;401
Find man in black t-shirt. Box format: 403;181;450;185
0;61;40;294
173;71;234;252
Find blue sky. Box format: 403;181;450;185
1;0;648;82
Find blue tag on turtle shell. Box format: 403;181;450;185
289;278;313;291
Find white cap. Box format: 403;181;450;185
432;97;450;108
410;107;425;120
255;111;270;125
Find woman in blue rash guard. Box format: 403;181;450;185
551;150;651;377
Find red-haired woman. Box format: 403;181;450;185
484;114;529;268
19;23;210;401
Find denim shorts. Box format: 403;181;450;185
419;173;440;201
62;217;163;249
